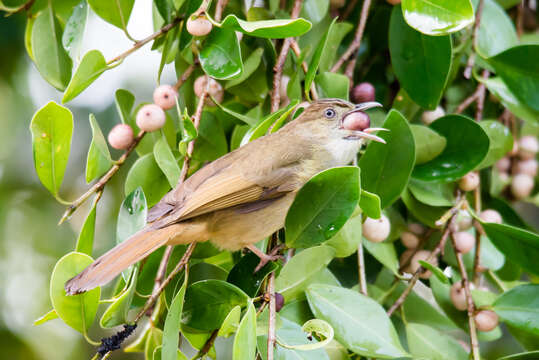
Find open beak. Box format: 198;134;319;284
342;102;388;144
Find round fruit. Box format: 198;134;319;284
518;135;538;160
410;250;437;279
474;310;499;332
455;210;473;231
136;104;166;132
516;159;538;177
107;124;134;150
401;231;420;249
495;157;511;172
511;173;534;199
275;293;284;312
421;106;445;125
453;231;475;254
362;215;390;243
399;249;414;273
450;282;468;311
186;16;212;36
408;223;426;236
194;75;224;106
459;172;480;192
479;209;502;224
153;85;178;110
343;112;370;131
351;82;376;103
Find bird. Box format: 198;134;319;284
65;99;385;295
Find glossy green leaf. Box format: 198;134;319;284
62;0;88;60
154;135;181;188
389;6;451;109
405;323;468;360
359;110;415;209
213;102;258;126
326;211;362;258
75;194;98;255
359;190;381;219
306;284;408;358
192;111;228;163
483;77;539;124
117;187;147;245
401;189;448;228
211;15;312;38
475;0;517;57
481;223;539;276
305;18;336;99
285;167;360;248
115;89;135;124
487;45;539;111
418;260;448;283
301;0;329;24
125;153;170;207
315;72;349;100
477;120;513;169
241;102;297;145
278;319;334;350
412;115;490;181
30;101;73;197
275;246;335;301
100;266;138;328
227;252;278;297
85;114;112;183
401;0;474;35
162;272;188;360
88;0;135;30
182;280;249;331
408;178;455;207
319;22;354;72
63;50;108;103
199;27;243;80
32;6;73;90
363;239;400;276
145;327;163;360
33;309;58;326
410;124;446;165
157;26;179;82
218;305;241;337
233;301;257;360
498;351;539;360
225;48;264;89
50;252;100;333
493;284;539;340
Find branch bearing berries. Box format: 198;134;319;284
450;282;468;311
351;82;376;103
474;310;499;332
410;250;437;279
459;172;479;192
453;231;475;254
108;124;134;150
362;215;390;243
136;104;166;132
186;15;213;36
153;85;178;110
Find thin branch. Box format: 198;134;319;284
290;40;318;100
357;239;368;296
3;0;35;15
267;272;277;360
194;329;219;359
344;58;357;85
472;185;483;284
214;0;229;21
342;0;359;20
59;131;146;224
464;0;486;79
330;0;372;73
173;62;197;90
106;17;182;65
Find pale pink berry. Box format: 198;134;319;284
450;282;468;311
136;104;166;132
459;172;480;192
408;223;426;236
495;157;511;172
518;136;538;160
410;250;437;279
351;82;376;103
455;210;473;231
453;231;475;254
194;75;223;106
479;209;502;224
186;16;212;36
343;112;371;131
399;249;414;273
515;159;538;177
421;106;445;125
401;231;420;249
474;310;499;332
511;173;534;199
362;215;390;243
153;85;178;110
107;124;134;150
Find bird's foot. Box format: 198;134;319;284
246;244;285;272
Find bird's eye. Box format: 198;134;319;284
324;108;336;119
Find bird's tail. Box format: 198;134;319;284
65;223;188;295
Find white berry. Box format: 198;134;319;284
408;223;426;236
518;136;538;160
186;16;212;37
107;124;134;150
153;85;178;110
136;104;166;132
459;172;480;192
515;159;538;177
362;215;391;243
511;173;534;199
450;282;468;311
421;106;445;125
474;310;499;332
453;231;475;254
455;210;473;231
495;157;511;172
194;75;223;106
479;209;502;224
410;250;437;279
401;231;420;249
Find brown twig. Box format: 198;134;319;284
194;329;219;359
59;131;146;224
267;272;277;360
214;0;229;21
357;239;368;296
330;0;372;73
341;0;359;20
516;1;524;38
463;0;485;79
3;0;35;15
173;62;197;90
344;58;357;85
454;70;489;118
289;40;318;100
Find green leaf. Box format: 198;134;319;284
125;153;170;207
301;0;329;24
199;27;243;80
50;252;100;333
192;111;228;163
75;194;98;255
227;252;278;297
88;0;135;30
154;135;181;188
211;15;312;38
363;239;400;276
218;305;241;337
153;346;188;360
162;272;188;360
405;323;468;360
100;266;138;328
233;301;257;360
62;0;88;60
498;351;539;360
319;22;354;72
225;48;264;89
158;26;180;82
213;102;258;126
30;101;73;197
408;178;455;207
241;102;297;145
359;190;381;219
278;319;334;350
430;276;468;329
306;284;408;358
285;166;360;248
31;6;73;90
418;260;448;283
115;89;135;124
487;45;539;111
145;327;163;360
493;284;539;341
359;110;415;209
275;246;336;301
475;0;518;57
85;114;112;183
63;50;108;102
401;189;448;228
477;120;513;169
401;0;474;35
410;124;447;165
412;115;490;181
182;280;249;331
325;211;362;258
389;6;451;109
315;72;349;100
305;18;336;99
33;309;58;326
117;187;147;245
481;223;539;276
